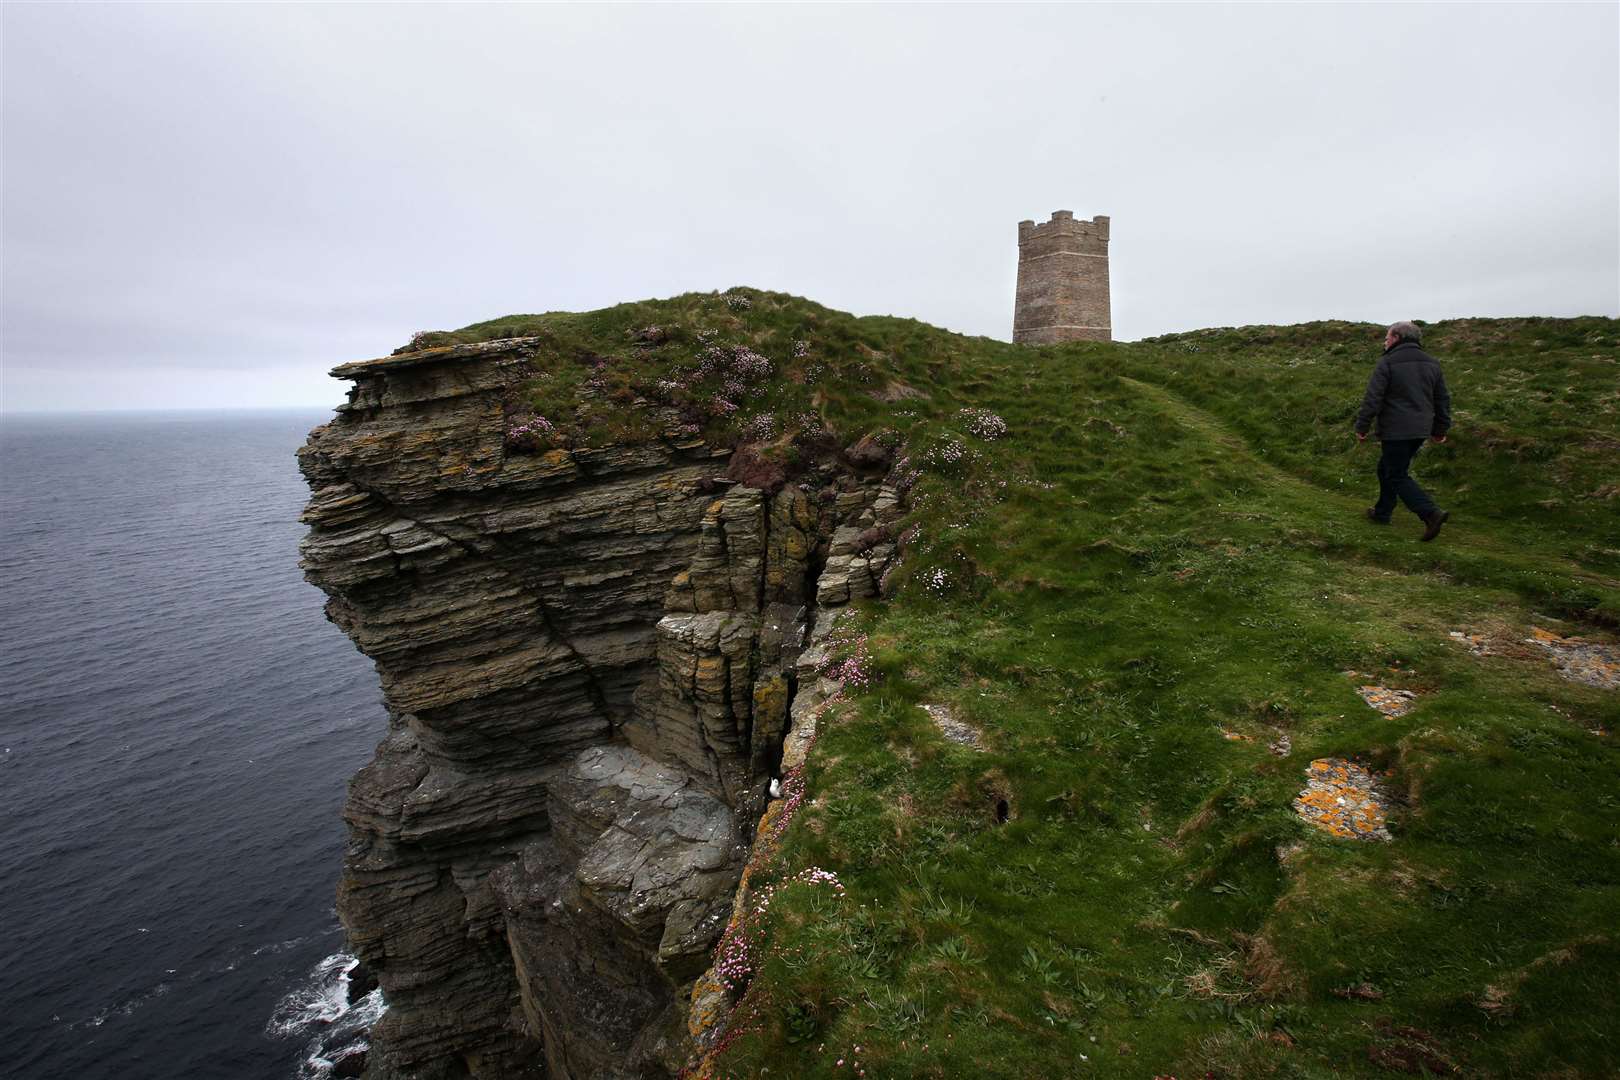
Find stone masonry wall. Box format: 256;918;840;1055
1013;210;1111;344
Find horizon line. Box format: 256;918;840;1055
1;404;341;417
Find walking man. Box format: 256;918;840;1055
1355;321;1452;541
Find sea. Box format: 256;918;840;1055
1;410;387;1079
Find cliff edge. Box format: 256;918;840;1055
297;312;906;1078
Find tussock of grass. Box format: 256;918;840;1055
434;293;1619;1077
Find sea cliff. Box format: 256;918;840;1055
297;332;904;1078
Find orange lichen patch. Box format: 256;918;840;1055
1451;624;1620;691
687;971;730;1043
1525;627;1620;690
1448;629;1497;657
1354;682;1418;718
1293;758;1394;841
1219;728;1251;742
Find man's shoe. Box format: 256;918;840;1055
1420;510;1449;542
1365;508;1390;525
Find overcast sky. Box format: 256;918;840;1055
3;3;1616;412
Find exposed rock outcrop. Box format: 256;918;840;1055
299;339;903;1079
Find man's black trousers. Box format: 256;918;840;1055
1372;438;1438;522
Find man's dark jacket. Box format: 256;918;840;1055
1355;340;1452;441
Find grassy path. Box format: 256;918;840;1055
1118;374;1620;616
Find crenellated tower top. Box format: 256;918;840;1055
1013;210;1111;344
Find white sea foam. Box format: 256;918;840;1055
253;933;314;957
303;1038;371;1079
268;952;387;1078
76;980;173;1030
266;953;358;1036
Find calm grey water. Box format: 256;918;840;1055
0;410;385;1079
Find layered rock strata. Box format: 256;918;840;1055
299;339;902;1079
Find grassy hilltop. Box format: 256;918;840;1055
422;293;1619;1078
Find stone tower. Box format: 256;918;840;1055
1013;210;1111;343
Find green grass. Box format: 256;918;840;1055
431;292;1620;1078
404;287;1016;459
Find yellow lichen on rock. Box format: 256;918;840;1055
1526;627;1620;690
752;676;790;735
1293;758;1395;841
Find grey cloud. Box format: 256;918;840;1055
3;2;1615;411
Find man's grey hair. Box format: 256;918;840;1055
1387;320;1422;344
